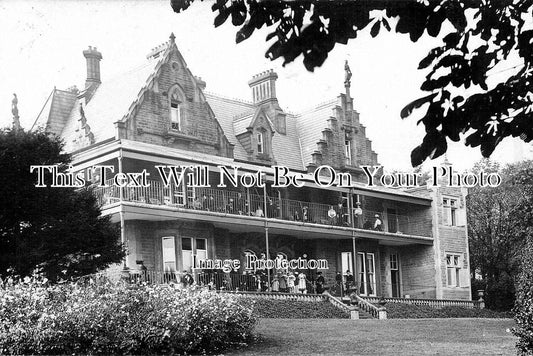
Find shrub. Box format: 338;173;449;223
513;239;533;355
0;277;257;355
251;299;349;319
385;303;513;319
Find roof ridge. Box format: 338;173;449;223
296;98;338;115
204;91;254;106
102;59;159;84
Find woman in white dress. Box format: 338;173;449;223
298;272;307;294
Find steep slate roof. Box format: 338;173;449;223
33;89;77;136
294;99;338;169
62;59;162;152
203;93;254;162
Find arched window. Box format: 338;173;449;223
169;86;185;131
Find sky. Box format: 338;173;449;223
0;0;531;171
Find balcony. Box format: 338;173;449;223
93;179;431;239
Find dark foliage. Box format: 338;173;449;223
512;238;533;355
467;160;533;311
172;0;533;166
251;298;349;319
386;303;513;319
0;128;124;281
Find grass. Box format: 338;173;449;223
228;318;517;355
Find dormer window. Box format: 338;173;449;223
257;132;264;154
170;92;181;131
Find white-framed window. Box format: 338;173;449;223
446;253;462;287
162;236;176;272
442;197;458;226
357;252;376;296
182;237;208;272
257;132;264;154
344;139;352;165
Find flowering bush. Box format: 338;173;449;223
0;277;257;355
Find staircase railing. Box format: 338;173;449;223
362;296;483;309
355;294;387;319
322;291;359;319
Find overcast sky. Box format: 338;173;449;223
1;0;531;171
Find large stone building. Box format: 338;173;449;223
33;34;472;300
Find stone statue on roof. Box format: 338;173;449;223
344;60;352;87
12;93;21;130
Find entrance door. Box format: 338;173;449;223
390;253;400;297
357;252;377;296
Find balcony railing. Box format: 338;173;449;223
93;179;431;237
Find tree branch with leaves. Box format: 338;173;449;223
172;0;533;166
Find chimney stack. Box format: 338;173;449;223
248;69;278;104
83;46;102;89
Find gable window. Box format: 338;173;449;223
257;132;264;154
344;140;352;165
442;197;458;226
446;253;461;287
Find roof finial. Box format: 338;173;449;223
169;32;176;44
344;60;352;88
12;93;21;131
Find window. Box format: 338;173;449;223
170;89;183;131
344;140;352;165
442;197;458;226
357;252;376;296
170;91;181;131
257;132;264;154
390;254;398;270
182;237;208;273
446;253;461;287
162;237;176;272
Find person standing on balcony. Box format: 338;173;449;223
374;214;383;231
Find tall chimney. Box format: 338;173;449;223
248;69;277;104
83;46;102;89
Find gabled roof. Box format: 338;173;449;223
34;36;369;173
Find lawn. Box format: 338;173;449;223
228;318;517;355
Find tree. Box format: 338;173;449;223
513;237;533;355
0;128;124;281
172;0;533;166
467;159;533;310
